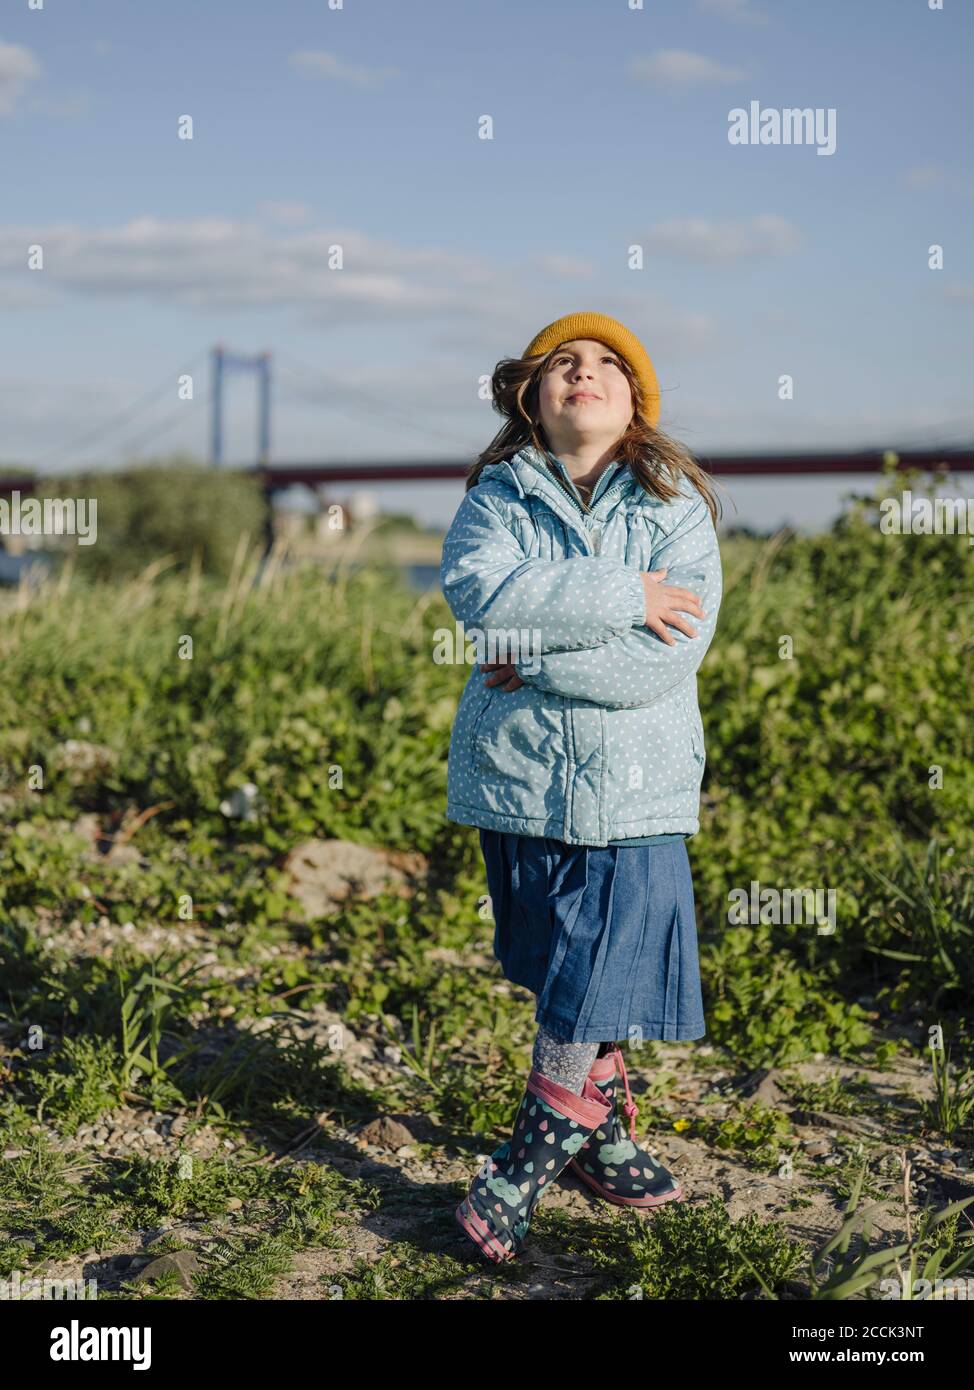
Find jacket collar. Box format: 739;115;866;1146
477;446;590;542
478;443;681;534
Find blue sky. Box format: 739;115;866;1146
1;0;972;531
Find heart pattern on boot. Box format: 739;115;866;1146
571;1051;682;1207
456;1069;611;1261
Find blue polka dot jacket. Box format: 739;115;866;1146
439;443;723;846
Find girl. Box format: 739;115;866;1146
439;311;723;1264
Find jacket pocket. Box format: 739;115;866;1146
472;686;562;788
472;686;517;777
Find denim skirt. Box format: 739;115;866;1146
479;830;706;1045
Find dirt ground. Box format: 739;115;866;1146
21;1024;973;1301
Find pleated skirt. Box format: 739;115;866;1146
479;830;706;1044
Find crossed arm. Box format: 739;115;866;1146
439;484;722;708
513;500;722;708
439;487;646;654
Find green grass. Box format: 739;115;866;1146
2;455;973;1298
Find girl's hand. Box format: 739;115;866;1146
480;661;524;691
640;568;706;646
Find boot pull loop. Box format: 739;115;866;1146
613;1044;639;1143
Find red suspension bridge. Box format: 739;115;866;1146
3;449;973;500
3;344;972;496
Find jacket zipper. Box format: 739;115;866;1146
548;470;632;557
543;465;633;843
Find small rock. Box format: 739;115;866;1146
288;1252;321;1273
738;1067;786;1109
357;1116;416;1149
143;1223;199;1247
133;1249;200;1292
281;838;427;920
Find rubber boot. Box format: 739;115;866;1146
568;1043;684;1207
455;1066;613;1262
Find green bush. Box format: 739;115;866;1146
35;454;268;581
1;456;972;1065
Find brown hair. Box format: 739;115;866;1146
465;344;724;527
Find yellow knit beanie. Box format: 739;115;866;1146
523;311;661;427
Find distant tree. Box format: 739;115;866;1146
36;455;269;581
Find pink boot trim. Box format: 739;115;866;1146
587;1044;639;1141
588;1052;617;1084
455;1198;516;1262
526;1068;612;1127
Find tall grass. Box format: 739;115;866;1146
1;458;972;1070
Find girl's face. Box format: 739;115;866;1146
536;338;634;451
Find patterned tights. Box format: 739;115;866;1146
531;1022;614;1095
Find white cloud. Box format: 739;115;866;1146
0;215;722;362
431;298;721;362
645;214;802;262
289;50;399;88
0;41;41;116
0;214;567;334
0;216;728;396
629;49;747;87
